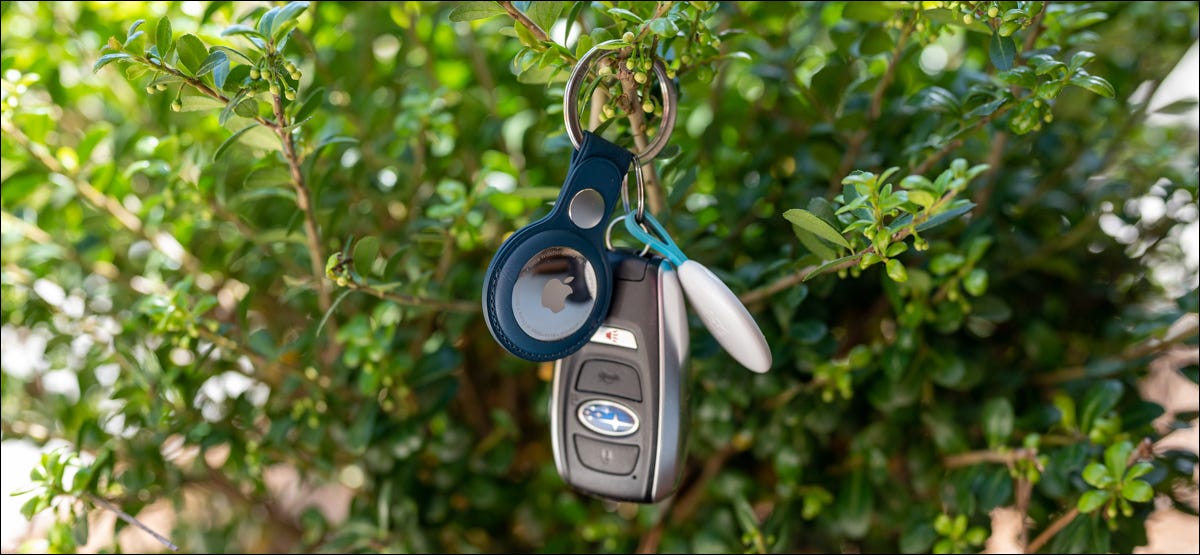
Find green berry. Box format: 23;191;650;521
285;89;296;101
598;65;612;77
285;62;297;73
145;85;156;94
641;59;652;71
156;83;168;91
963;13;974;24
987;6;999;17
625;58;635;70
171;99;182;112
666;68;676;79
642;100;653;113
269;83;280;95
634;71;647;84
250;68;260;80
622;31;635;43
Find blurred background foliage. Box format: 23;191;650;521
1;1;1198;553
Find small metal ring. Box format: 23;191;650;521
605;214;652;257
621;154;646;223
563;40;678;163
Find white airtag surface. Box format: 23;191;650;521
677;260;772;373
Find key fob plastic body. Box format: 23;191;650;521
550;250;690;503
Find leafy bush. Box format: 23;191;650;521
2;1;1197;553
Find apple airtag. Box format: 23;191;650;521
482;131;633;361
512;246;598;341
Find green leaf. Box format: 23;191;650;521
353;236;380;275
234;98;260;118
907;190;935;208
607;7;643;23
989;33;1016;71
834;469;873;539
155;17;173;58
126;19;145;42
93;53;131;72
214;125;258;161
1082;462;1114;489
1121;480;1153;503
449;2;508;22
212;55;230;89
271;1;310;39
648;17;679;38
1154;98;1199;115
913;86;961;116
1069;74;1115;98
176;34;208;75
178;96;225;112
1069;51;1096;72
195;50;228;77
1077;490;1110;513
783;209;851;249
916;200;975;232
885;259;908;283
1080;380;1124;434
221;24;266;41
527;1;566;32
963;268;988;296
1124;461;1153;481
1104;441;1134;478
981;398;1014;448
794;226;840;261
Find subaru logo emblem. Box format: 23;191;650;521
577;400;639;437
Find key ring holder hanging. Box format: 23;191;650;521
564;40;678;223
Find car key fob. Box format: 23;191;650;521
550;249;689;503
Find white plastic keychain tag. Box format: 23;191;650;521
623;209;772;373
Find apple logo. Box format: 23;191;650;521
541;276;574;313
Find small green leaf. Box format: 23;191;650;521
527;1;566;31
178;96;225;112
989;33;1016;71
1104;441;1134;478
1121;480;1153;503
607;7;643;23
842;1;896;22
221;24;265;40
176;34;208;75
648;17;679;38
195;50;228;77
354;236;380;275
1082;462;1114;489
794;226;839;261
1124;461;1153;481
1081;380;1124;434
929;253;965;276
316;289;353;337
93;53;131;72
907;190;935;208
783;209;851;249
1077;490;1111;513
916;201;975;232
982;398;1014;448
234;98;260;118
155;17;173;58
963;268;988;296
271;1;310;39
1069;74;1115;98
212;55;230;89
214;125;258;161
885;259;908;283
449;1;508;22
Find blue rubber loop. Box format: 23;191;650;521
623;211;688;267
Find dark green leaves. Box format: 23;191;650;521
449;2;509;22
989;33;1017;71
1069;74;1116;98
353;236;380;276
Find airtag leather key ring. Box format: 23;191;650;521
484;40;679;362
624;212;773;373
483;131;632;362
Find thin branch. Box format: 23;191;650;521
943;447;1038;469
267;60;331;317
635;1;674;43
498;0;548;42
88;494;179;551
616;53;665;214
1026;507;1078;553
